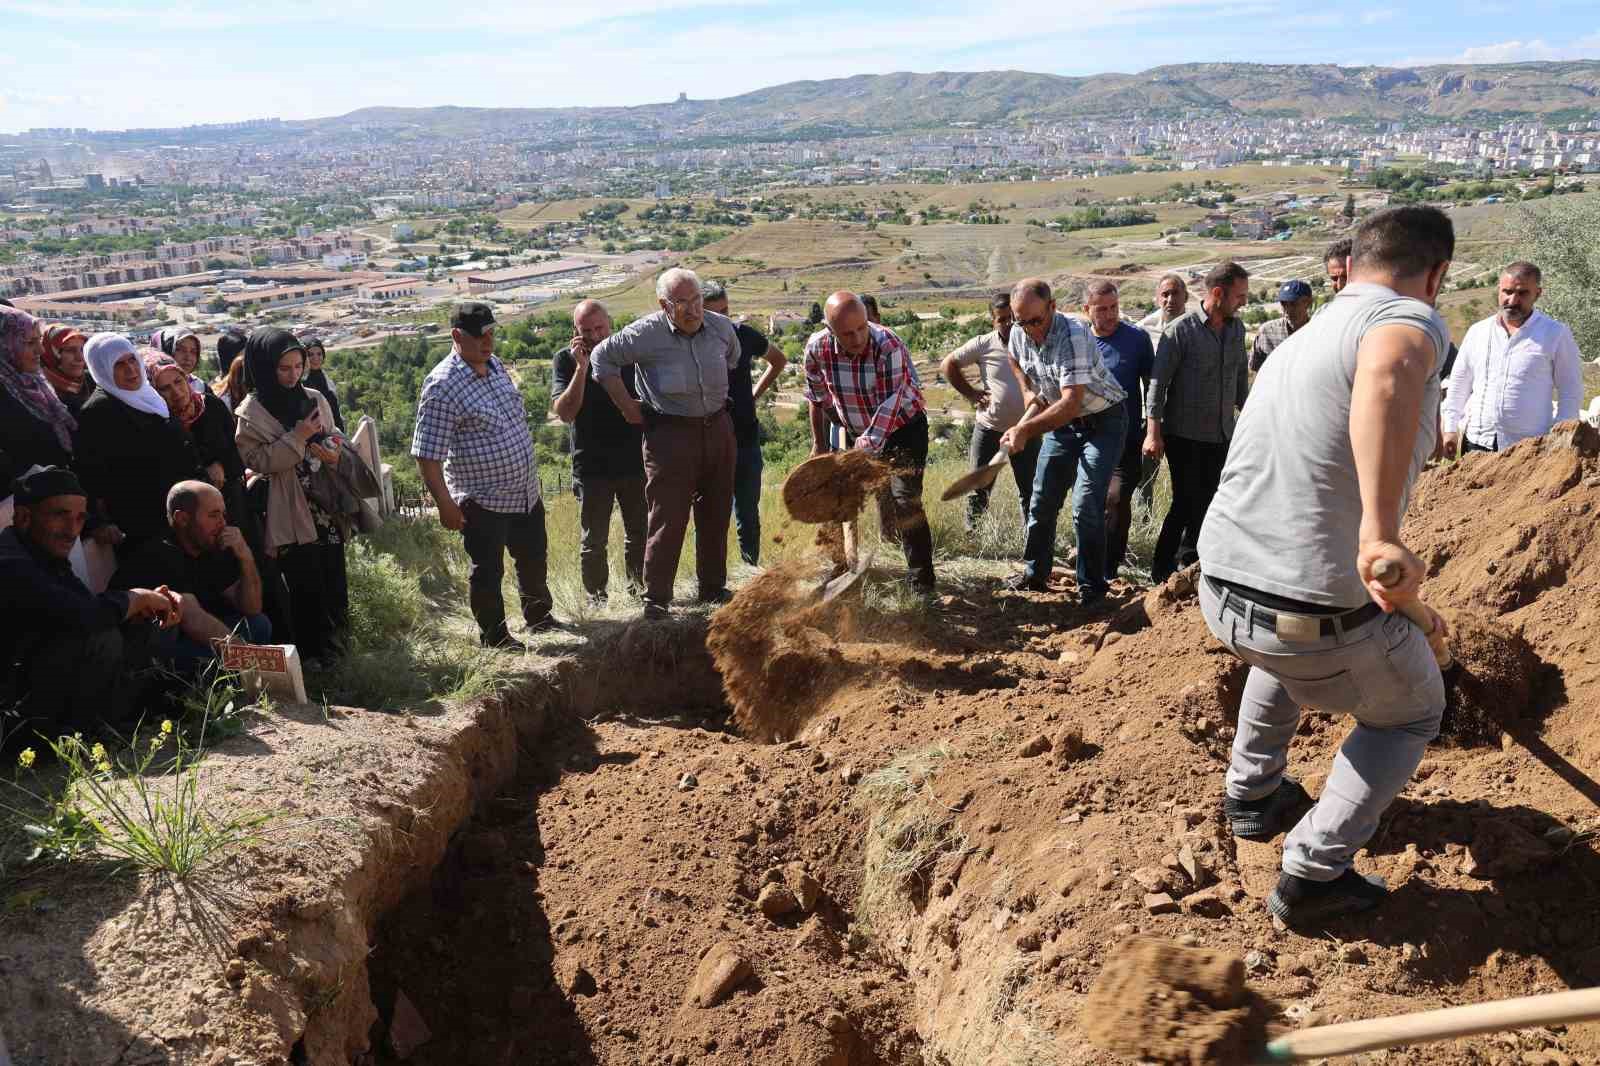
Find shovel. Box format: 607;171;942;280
1256;986;1600;1062
941;443;1011;502
815;524;872;604
1372;559;1452;669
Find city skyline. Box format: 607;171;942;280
3;0;1600;133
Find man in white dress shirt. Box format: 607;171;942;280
1442;262;1583;457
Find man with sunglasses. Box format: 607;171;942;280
1000;279;1128;608
590;268;742;619
803;291;934;591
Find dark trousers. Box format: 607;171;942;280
574;472;646;597
10;624;153;737
732;438;764;566
1022;406;1126;600
641;410;737;609
461;499;552;644
1463;435;1497;454
1103;432;1144;580
965;423;1041;529
847;413;935;589
278;540;349;660
1152;434;1229;581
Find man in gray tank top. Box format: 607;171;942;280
1196;206;1455;925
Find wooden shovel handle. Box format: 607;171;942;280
1261;986;1600;1061
1371;559;1453;669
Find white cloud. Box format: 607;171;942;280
1404;31;1600;65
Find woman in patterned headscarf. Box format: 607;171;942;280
0;307;77;489
40;323;95;414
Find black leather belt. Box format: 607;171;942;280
1207;576;1381;637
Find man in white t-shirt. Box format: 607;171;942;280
941;293;1039;531
1197;206;1454;926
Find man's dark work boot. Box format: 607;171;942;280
1223;778;1314;842
1267;869;1388;925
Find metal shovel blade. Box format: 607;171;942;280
941;444;1011;501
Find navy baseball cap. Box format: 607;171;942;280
1277;280;1313;303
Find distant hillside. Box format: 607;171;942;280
299;61;1600;140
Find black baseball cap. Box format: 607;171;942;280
450;301;496;337
13;465;85;505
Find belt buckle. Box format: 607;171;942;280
1275;612;1322;643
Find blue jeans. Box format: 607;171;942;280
1022;406;1126;600
733;438;764;566
157;611;273;676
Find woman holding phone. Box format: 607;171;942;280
234;328;349;663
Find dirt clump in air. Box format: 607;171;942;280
1436;607;1544;745
1082;936;1268;1066
782;450;890;524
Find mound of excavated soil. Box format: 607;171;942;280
1082;937;1266;1066
1438;608;1544;746
782;451;889;524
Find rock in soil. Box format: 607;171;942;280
758;882;801;920
1082;936;1266;1066
685;942;753;1008
388;989;432;1059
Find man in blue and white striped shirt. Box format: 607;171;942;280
1001;278;1127;607
413;302;555;650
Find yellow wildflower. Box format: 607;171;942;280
17;748;36;770
90;742;111;773
160;719;175;736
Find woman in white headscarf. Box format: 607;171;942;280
74;333;203;556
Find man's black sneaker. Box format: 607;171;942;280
1267;869;1388;925
642;603;670;621
1223;778;1314;842
526;615;570;634
1003;573;1046;592
483;634;528;653
697;588;733;606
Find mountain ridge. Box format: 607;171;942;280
297;61;1600;137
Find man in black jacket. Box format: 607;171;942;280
551;300;646;603
0;468;179;738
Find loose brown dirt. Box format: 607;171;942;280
782;452;890;524
1081;937;1266;1066
9;424;1600;1066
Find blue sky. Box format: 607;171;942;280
2;0;1598;132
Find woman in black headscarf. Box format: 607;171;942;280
300;338;345;432
233;329;349;663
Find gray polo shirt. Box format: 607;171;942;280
590;309;741;418
1145;308;1249;443
1198;282;1450;608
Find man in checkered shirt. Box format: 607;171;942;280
412;302;556;650
1001;278;1128;607
803;291;934;590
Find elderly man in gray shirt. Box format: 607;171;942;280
1143;259;1251;582
590;267;741;619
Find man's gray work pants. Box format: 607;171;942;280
1198;576;1444;881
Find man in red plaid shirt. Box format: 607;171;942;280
803;291;934;590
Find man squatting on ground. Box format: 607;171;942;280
803;290;935;590
999;278;1127;607
1143;260;1251;583
702;282;787;567
940;292;1039;532
413;301;556;651
0;466;181;734
552;300;646;602
590;268;742;619
1197;205;1455;924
